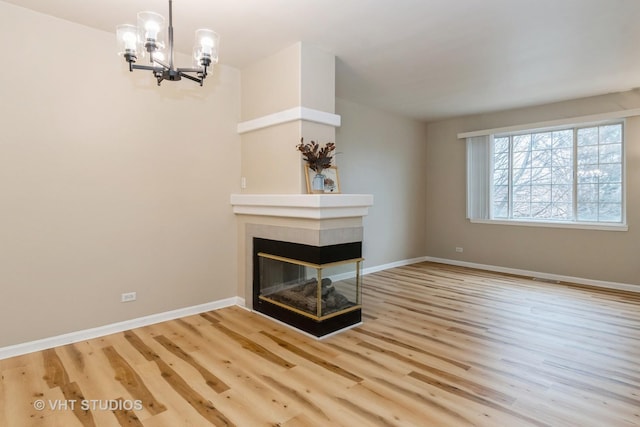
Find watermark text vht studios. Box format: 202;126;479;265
33;399;143;411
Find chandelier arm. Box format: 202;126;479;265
177;67;204;73
131;64;165;72
178;72;203;85
151;58;171;70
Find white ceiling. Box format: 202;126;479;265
5;0;640;121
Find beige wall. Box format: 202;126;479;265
300;44;336;113
0;2;242;347
336;98;428;268
425;90;640;286
240;42;337;194
241;42;335;120
240;121;304;193
240;43;301;121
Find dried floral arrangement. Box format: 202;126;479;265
296;138;336;173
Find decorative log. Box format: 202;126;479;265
267;277;352;315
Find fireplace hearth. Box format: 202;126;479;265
253;238;363;337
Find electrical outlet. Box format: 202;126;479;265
455;247;464;253
121;292;136;303
241;177;247;189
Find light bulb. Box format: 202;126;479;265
194;29;219;66
122;32;137;51
137;11;165;50
116;24;139;57
145;21;160;40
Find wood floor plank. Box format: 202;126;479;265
206;321;296;370
102;346;166;416
1;363;63;427
367;375;477;426
352;326;471;370
408;370;550;427
268;365;391;426
259;331;363;383
42;349;97;427
54;340;147;426
258;374;332;422
153;335;230;394
125;328;294;425
152;358;234;426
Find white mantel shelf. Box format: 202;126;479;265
230;194;374;219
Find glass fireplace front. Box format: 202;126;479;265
252;238;363;337
258;253;362;320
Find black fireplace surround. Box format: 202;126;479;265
253;238;362;337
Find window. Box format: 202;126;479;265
467;121;625;227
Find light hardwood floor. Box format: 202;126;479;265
1;262;639;426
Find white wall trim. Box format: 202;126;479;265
230;193;374;219
0;297;242;361
470;218;628;232
237;106;341;134
457;108;640;139
424;257;639;293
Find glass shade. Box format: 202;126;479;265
116;24;139;57
152;50;166;63
193;29;219;67
137;11;165;52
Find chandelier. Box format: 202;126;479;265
116;0;219;86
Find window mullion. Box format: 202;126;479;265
508;136;514;219
572;128;578;221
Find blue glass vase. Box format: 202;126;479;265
312;171;325;193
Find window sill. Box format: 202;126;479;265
469;218;628;232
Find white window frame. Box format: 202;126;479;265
465;118;628;232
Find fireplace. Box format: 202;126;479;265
231;193;373;337
253;238;363;337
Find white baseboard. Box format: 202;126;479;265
362;256;429;276
320;257;430;283
0;297;242;361
423;256;639;294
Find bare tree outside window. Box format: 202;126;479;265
491;123;623;223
